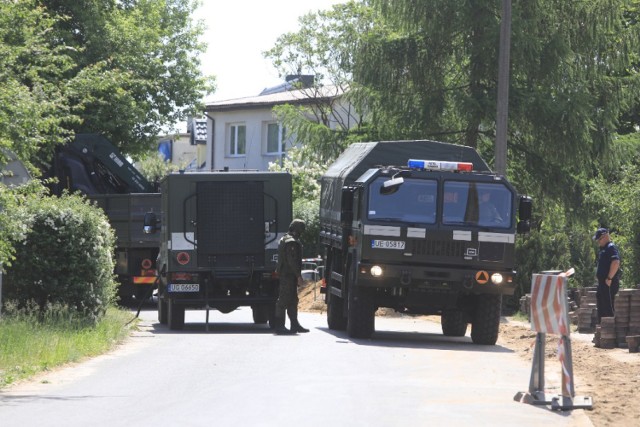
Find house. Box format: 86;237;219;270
156;117;208;170
203;78;349;171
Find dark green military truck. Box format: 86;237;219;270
50;134;161;304
145;171;292;330
320;140;532;344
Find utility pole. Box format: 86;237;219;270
495;0;511;176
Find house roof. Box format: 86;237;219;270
205;85;344;113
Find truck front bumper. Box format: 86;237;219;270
355;262;516;296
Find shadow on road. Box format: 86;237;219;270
317;326;515;353
145;321;275;335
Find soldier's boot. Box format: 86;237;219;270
274;316;295;335
289;312;309;333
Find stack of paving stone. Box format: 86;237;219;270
519;293;531;316
614;290;632;347
630;290;640;336
577;288;598;333
596;317;617;349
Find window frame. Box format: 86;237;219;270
229;123;246;157
264;122;285;155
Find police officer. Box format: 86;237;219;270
275;219;309;335
593;228;621;322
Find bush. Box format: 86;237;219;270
3;192;117;323
293;197;321;258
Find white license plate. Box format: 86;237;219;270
371;240;406;250
168;283;199;292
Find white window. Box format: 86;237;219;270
229;124;246;156
265;122;285;154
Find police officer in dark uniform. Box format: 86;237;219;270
593;228;621;322
274;219;309;335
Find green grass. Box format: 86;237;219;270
0;306;134;388
511;311;530;323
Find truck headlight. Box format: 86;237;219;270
491;273;504;285
370;265;383;277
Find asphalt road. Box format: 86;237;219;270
0;308;593;426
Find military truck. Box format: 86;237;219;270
144;170;292;330
320;140;532;344
50;134;161;303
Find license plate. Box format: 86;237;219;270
371;240;406;250
168;283;199;292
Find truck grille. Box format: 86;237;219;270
411;239;466;257
479;242;504;262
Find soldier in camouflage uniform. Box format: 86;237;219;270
275;219;309;335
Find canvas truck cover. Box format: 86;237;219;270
320;140;491;220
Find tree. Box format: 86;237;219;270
264;1;377;161
0;1;77;166
355;1;640;290
37;0;215;157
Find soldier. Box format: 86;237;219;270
275;219;309;335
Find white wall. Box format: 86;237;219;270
206;109;287;171
205;93;359;171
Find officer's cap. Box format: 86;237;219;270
593;228;608;241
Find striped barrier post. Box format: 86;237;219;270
515;268;592;410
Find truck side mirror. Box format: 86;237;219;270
380;176;404;195
517;220;530;234
517;196;532;234
144;212;159;234
518;196;532;221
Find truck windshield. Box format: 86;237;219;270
442;181;512;228
368;178;437;224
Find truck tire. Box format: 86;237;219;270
168;300;185;330
347;288;375;339
327;291;347;331
252;305;269;324
470;294;502;345
441;309;468;337
158;297;168;325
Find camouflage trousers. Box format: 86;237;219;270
275;275;299;319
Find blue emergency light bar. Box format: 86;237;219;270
408;159;473;172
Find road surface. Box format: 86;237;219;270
0;308;592;426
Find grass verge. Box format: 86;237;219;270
0;306;134;389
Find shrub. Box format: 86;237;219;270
3;192;117;322
293;197;320;258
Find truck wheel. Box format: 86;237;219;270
252;305;269;324
327;291;347;330
168;300;185;330
158;297;168;325
441;310;468;337
347;288;375;339
470;294;502;345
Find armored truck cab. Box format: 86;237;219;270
320;140;532;344
147;171;292;330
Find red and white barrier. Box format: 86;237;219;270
515;268;592;410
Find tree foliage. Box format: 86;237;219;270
0;0;214;169
0;1;76;165
135;152;180;188
266;0;640;292
38;0;214;157
264;1;377;161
